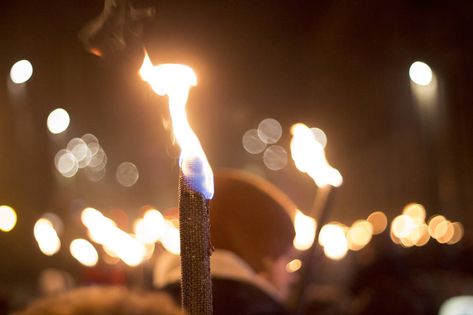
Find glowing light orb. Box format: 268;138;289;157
409;61;433;86
0;205;17;232
257;118;282;144
10;60;33;84
70;239;99;267
47;108;70;134
293;210;316;251
242;129;266;154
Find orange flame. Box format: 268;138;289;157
140;51;213;198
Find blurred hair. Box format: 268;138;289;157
15;286;185;315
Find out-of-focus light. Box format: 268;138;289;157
435;220;454;244
290;123;342;187
347;220;373;250
439;296;473;315
38;268;72;295
286;259;302;273
391;214;416;239
10;60;33;84
0;205;17;232
319;223;348;260
70;239;99;267
293;210;316;251
242;129;266;154
366;211;387;235
34;218;61;256
67;138;91;168
161;221;180;255
412;224;430;246
403;203;426;224
55;149;79;178
116;162;139;187
428;215;446;237
134;209;167;244
47;108;70;134
448;222;464;245
311;128;327;148
257;118;282;144
263;145;288;171
42;213;64;235
409;61;433;86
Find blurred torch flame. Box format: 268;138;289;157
140;51;214;199
290;123;342;187
293;209;317;251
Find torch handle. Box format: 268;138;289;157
179;174;213;315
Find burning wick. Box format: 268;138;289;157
140;51;213;315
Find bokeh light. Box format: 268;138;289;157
116;162;139;187
448;222;464;245
257;118;282;144
47;108;70;134
311;127;327;148
366;211;387;235
242;129;266;154
428;215;446;237
391;214;416;239
69;239;99;267
293;210;317;251
34;218;61;256
263;145;288;171
67;138;91;168
319;223;348;260
55;149;79;178
409;61;433;86
134;209;167;244
286;259;302;273
161;220;180;255
0;205;17;232
347;220;373;250
10;59;33;84
402;203;426;224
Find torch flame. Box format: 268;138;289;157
140;51;214;199
290;123;342;187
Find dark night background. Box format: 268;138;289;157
0;0;472;313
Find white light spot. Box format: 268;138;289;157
311;128;327;148
116;162;139;187
47;109;70;134
257;118;282;144
10;60;33;84
409;61;433;86
242;129;266;154
55;149;79;178
263;145;288;171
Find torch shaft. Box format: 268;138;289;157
178;173;213;315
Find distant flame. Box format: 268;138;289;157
293;209;317;251
140;51;214;199
290;123;342;187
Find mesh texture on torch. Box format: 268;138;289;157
178;173;213;315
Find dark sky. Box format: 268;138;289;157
0;0;472;286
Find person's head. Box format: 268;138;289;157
210;169;296;296
15;286;185;315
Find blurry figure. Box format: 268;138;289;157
14;286;184;315
79;0;154;57
155;169;297;315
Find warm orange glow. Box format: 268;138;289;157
34;218;61;256
413;224;430;246
366;211;387;235
160;220;180;255
435;220;454;244
428;215;446;237
70;239;99;267
0;205;17;232
286;259;302;273
81;207;146;266
290;123;342;187
293;210;317;251
319;223;348;260
403;203;426;224
447;222;464;245
347;220;373;249
391;214;416;239
134;209;167;244
140;51;213;199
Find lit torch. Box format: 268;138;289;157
140;52;213;315
289;123;342;313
